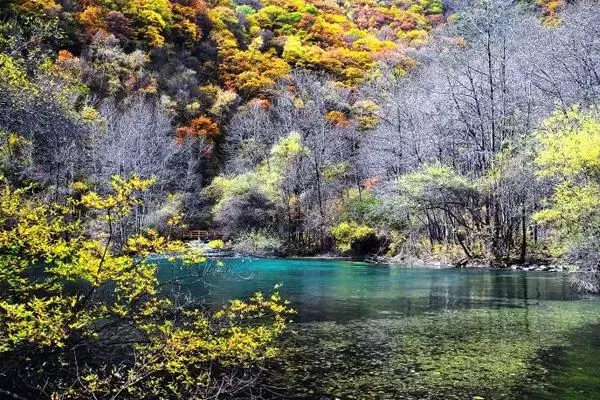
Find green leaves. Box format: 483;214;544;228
207;131;305;214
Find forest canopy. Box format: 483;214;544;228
2;0;600;397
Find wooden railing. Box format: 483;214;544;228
182;230;226;241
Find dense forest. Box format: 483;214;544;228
1;0;600;397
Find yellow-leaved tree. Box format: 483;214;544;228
0;173;293;399
534;106;600;291
534;106;600;252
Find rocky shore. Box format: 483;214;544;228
364;254;580;272
184;241;582;274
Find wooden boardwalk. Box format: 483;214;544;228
182;230;226;241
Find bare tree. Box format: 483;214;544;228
90;95;197;240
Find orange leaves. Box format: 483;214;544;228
248;98;272;110
171;0;206;14
325;110;349;127
57;50;74;62
256;99;272;109
175;126;195;143
177;116;220;143
363;177;378;191
191;116;220;137
78;6;107;39
54;50;82;75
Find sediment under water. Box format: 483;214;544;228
158;258;600;399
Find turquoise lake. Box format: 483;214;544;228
159;258;600;399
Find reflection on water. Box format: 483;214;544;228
159;258;580;321
157;258;600;399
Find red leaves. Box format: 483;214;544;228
363;177;378;191
105;11;134;42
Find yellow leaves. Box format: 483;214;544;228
397;28;429;45
282;36;325;69
535;183;600;227
80;191;112;209
0;53;36;93
331;221;376;253
534;106;600;256
0;131;31;171
126;229;167;256
536;106;600;179
209;88;239;117
78;6;107;31
323;161;350;182
80;106;102;122
222;49;291;95
130;288;292;390
114;174;155;191
0;296;71;351
180;248;207;264
325;110;349;126
71;180;89;192
270;130;304;159
207;239;225;249
166;212;183;227
142;24;166;47
351;99;380;130
204;0;438;91
80;175;155;220
0;172;292;397
13;0;61;15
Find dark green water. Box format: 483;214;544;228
159;258;600;399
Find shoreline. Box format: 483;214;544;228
366;255;576;272
204;252;575;273
189;240;577;272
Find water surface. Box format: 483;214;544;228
159;258;600;399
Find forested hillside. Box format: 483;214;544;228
0;0;445;224
208;0;600;279
3;0;600;271
3;0;600;398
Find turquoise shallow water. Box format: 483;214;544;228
158;258;600;399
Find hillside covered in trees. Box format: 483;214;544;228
2;0;600;272
2;0;600;398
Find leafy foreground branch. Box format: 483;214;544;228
0;175;293;399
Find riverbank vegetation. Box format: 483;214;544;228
1;3;600;264
3;0;600;275
0;173;292;399
1;0;600;397
211;1;600;284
